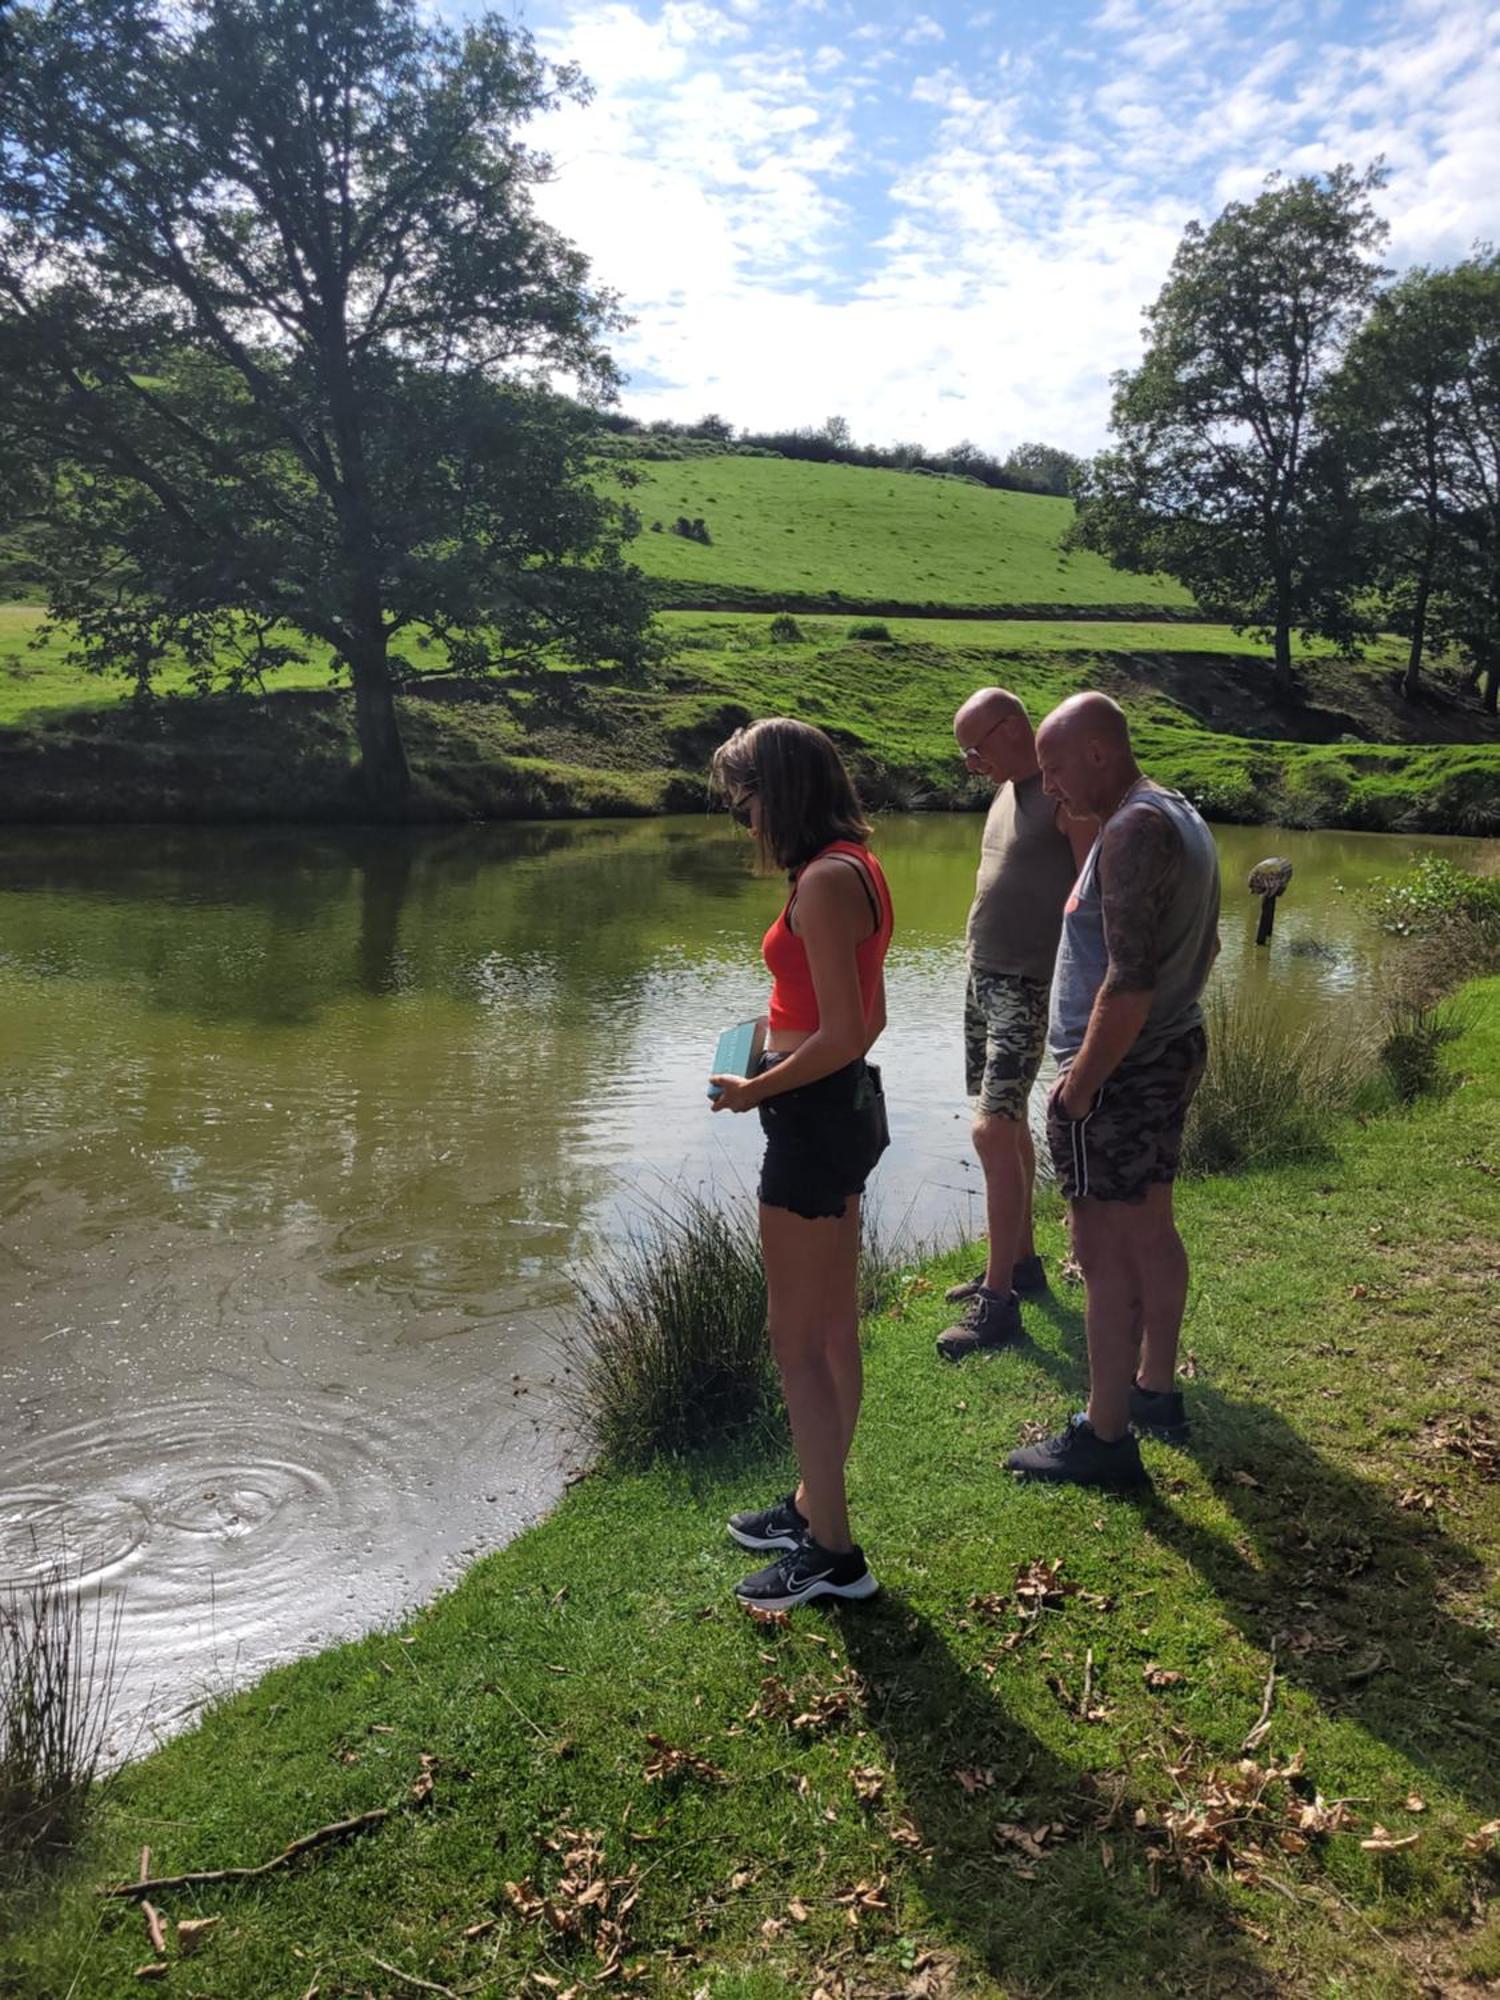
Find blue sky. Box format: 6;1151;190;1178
498;0;1499;452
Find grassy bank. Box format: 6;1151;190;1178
4;609;1499;831
6;987;1499;1998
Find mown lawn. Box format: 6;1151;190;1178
614;457;1191;610
6;986;1499;1998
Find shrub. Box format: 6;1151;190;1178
1368;856;1500;938
768;613;803;644
1;1566;120;1878
845;621;892;642
559;1192;776;1467
1181;989;1368;1176
670;516;712;544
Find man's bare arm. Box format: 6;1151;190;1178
1099;805;1181;995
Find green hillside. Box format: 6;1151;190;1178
617;455;1191;612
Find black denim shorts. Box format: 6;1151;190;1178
757;1056;890;1221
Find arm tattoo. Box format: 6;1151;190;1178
1100;804;1181;994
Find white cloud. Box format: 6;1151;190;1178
527;0;1500;453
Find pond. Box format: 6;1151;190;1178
1;814;1493;1746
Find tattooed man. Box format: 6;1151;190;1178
1008;692;1221;1489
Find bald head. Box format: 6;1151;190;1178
1034;691;1140;818
954;686;1035;784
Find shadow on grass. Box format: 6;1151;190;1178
1023;1288;1500;1817
838;1595;1279;1999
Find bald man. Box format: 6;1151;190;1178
1007;692;1220;1488
938;687;1095;1361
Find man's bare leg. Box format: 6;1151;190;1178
1071;1196;1142;1441
1132;1181;1188;1393
974;1112;1032;1293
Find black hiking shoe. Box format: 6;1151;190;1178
944;1256;1048;1304
1129;1379;1191;1444
937;1286;1021;1360
727;1491;806;1552
734;1535;879;1611
1006;1414;1149;1489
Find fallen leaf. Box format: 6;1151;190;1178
1405;1794;1427;1813
1226;1470;1262;1490
1351;1283;1368;1299
787;1897;810;1922
1143;1664;1185;1690
176;1917;220;1956
1463;1819;1500;1857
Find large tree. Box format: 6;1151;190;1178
1332;264;1477;696
1072;165;1389;691
1335;256;1500;710
0;0;654;808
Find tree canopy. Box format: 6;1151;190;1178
0;0;655;808
1072;165;1389;688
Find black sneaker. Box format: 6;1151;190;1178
1006;1414;1149;1489
727;1491;806;1552
1129;1379;1191;1444
937;1286;1021;1360
944;1257;1047;1303
734;1535;878;1611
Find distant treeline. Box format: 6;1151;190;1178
591;411;1083;498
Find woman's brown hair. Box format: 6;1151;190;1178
710;717;871;873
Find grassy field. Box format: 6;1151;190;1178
7;984;1498;1998
615;457;1191;611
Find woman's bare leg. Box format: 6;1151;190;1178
761;1196;863;1552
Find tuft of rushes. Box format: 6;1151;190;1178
1;1565;120;1879
1182;989;1368;1176
559;1191;778;1468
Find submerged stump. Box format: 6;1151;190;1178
1248;856;1294;946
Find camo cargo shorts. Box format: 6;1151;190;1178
963;968;1051;1121
1047;1024;1208;1204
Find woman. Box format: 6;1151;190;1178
708;718;893;1610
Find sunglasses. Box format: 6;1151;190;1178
727;779;758;827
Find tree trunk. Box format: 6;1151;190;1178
1485;656;1499;717
1402;561;1432;700
348;627;411;814
1271;559;1293;695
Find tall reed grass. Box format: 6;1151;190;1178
1;1565;120;1878
560;1192;777;1468
1181;989;1369;1176
560;1190;898;1469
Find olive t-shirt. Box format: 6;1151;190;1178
965;773;1079;984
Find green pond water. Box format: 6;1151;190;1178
1;814;1493;1743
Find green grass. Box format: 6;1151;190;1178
617;456;1192;610
6;987;1498;1997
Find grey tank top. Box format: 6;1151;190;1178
1049;782;1221;1066
965;772;1079;983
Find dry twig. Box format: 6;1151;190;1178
98;1807;391;1899
1242;1641;1278;1753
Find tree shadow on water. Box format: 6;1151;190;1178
837;1596;1280;1999
1023;1289;1500;1817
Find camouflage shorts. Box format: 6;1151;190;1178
963;968;1050;1120
1047;1025;1208;1204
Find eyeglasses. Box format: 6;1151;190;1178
959;719;1005;765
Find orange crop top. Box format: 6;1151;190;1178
762;841;894;1034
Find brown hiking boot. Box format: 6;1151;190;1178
936;1286;1022;1360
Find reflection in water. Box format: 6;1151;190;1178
1;814;1493;1746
